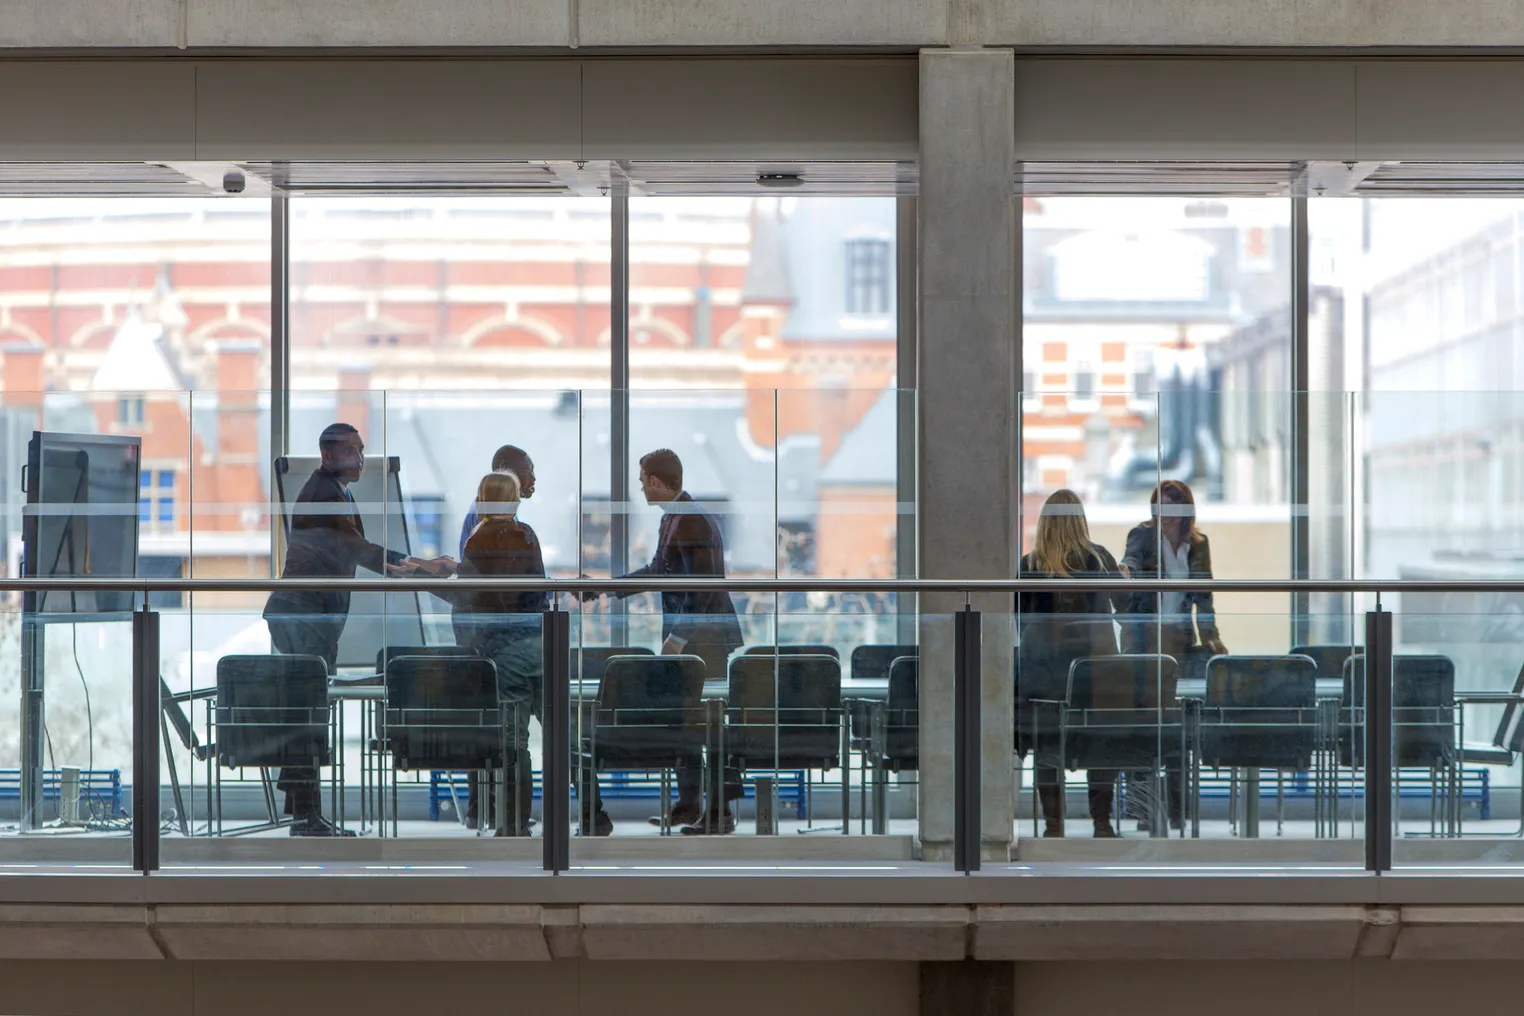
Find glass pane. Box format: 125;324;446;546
1010;604;1363;862
569;598;940;869
1387;603;1522;866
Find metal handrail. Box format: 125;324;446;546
0;576;1520;594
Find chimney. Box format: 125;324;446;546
337;364;373;442
1;344;45;412
214;340;261;460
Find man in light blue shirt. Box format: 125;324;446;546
458;444;536;556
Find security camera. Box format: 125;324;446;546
222;171;246;194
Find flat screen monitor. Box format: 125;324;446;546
21;431;141;617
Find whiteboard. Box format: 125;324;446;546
273;456;427;670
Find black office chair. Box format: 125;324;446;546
883;656;920;773
1200;654;1319;768
215;654;332;834
727;653;845;831
745;644;841;660
1392;655;1456;835
1344;654;1457;765
847;643;918;744
385;655;505;770
384;655;514;832
1062;655;1182;833
1199;654;1318;836
585;654;708;833
372;644;486;825
1459;661;1524;836
217;654;331;770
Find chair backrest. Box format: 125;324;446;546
1343;654;1456;708
1494;661;1524;752
745;644;841;660
1060;655;1180;772
851;644;918;682
587;654;708;770
1393;654;1455;709
885;656;919;768
1066;654;1180;711
597;654;706;727
1019;618;1119;704
575;645;655;683
384;655;503;771
1392;654;1455;767
1291;644;1360;683
1200;654;1319;771
1205;654;1317;708
376;645;477;676
729;653;843;719
887;656;919;716
215;654;330;769
727;654;843;767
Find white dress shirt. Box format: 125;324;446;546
1160;538;1191;618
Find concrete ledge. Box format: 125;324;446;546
580;905;970;960
0;905;160;960
154;904;552;961
974;905;1369;960
1392;907;1524;960
17;901;1524;961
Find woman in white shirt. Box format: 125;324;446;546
1118;480;1227;832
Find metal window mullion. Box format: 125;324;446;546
270;189;291;577
1291;194;1312;647
896;197;918;641
610;189;630;645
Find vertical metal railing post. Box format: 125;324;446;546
542;605;571;873
953;605;981;873
132;603;161;874
1364;605;1393;873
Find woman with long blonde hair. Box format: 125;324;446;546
445;469;548;835
1019;489;1125;838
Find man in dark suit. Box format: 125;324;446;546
586;448;744;834
264;422;452;836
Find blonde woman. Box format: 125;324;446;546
1018;489;1125;838
448;470;547;835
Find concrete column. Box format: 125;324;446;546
917;48;1018;862
921;961;1015;1016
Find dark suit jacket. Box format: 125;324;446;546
264;467;405;623
624;492;743;652
449;517;549;645
1118;523;1221;653
1016;545;1124;705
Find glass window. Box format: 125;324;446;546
139;469;176;528
117;398;145;425
844;237;892;316
1070;344;1098;405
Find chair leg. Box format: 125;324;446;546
1276;771;1285;837
660;769;672;836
